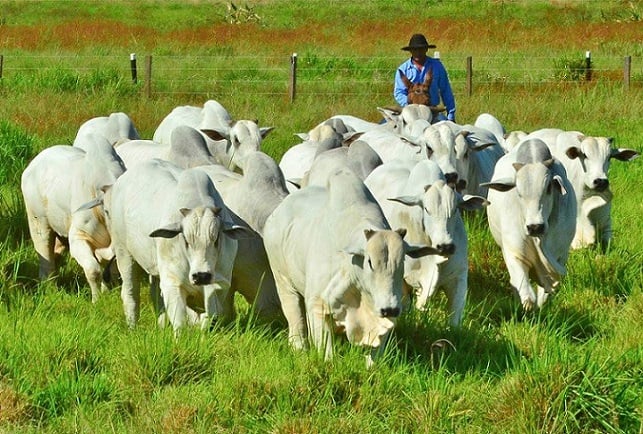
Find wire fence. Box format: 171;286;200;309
0;52;641;99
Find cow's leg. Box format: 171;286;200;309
367;329;393;368
536;285;551;308
116;251;141;328
307;297;333;360
503;250;536;311
159;278;188;333
69;238;103;303
202;283;230;329
444;273;467;328
415;264;440;311
273;272;307;350
26;210;56;279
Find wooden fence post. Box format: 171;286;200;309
130;53;137;84
624;56;631;90
585;51;592;81
145;55;152;99
0;55;3;80
289;53;297;103
466;56;473;97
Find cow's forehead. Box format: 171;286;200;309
580;136;611;160
182;207;222;241
232;120;262;144
515;163;551;194
424;181;456;215
364;231;404;266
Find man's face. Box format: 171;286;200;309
410;47;428;60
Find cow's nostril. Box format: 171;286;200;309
593;178;609;192
444;172;458;185
527;224;545;236
191;272;212;285
380;307;401;318
437;243;456;256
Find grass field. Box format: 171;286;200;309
0;1;642;433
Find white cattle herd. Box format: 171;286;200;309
20;100;639;365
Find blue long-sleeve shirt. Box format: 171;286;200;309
394;57;456;121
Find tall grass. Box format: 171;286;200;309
0;1;641;433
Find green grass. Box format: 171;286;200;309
0;1;642;433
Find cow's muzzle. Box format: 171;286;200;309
592;178;609;192
380;307;401;318
191;272;213;285
527;224;545;236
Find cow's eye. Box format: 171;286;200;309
367;258;373;270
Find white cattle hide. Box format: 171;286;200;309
104;159;248;330
525;128;639;248
153;99;273;172
482;138;577;310
263;168;437;364
73;112;140;150
365;159;488;327
21;140;126;302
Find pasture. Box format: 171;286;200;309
0;1;642;433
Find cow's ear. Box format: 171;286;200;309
480;179;515;192
75;197;103;212
458;195;490;211
223;224;255;240
260;126;274;139
404;243;441;258
149;225;181;239
565;146;584;160
552;175;568;195
200;128;227;141
388;194;422;207
611;148;640;161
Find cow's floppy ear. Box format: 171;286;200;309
404;243;441;258
611;148;640;161
552;175;567;195
223;224;255;240
200;128;227;141
480;179;515;192
565;146;584;160
260;126;274;139
388;193;423;207
458;194;490;211
149;225;182;239
75;197;103;212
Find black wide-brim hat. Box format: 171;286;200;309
402;33;436;51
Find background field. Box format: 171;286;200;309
0;1;642;433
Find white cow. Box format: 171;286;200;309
440;120;506;197
263;168;437;364
279;123;352;191
524;128;639;249
73;112;140;150
302;140;383;188
21;139;126;302
197;151;290;320
473;112;528;154
481;138;577;310
153;99;273;172
116;125;219;170
104;159;248;330
365;159;488;327
329;104;433;136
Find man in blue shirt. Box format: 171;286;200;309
394;33;456;122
